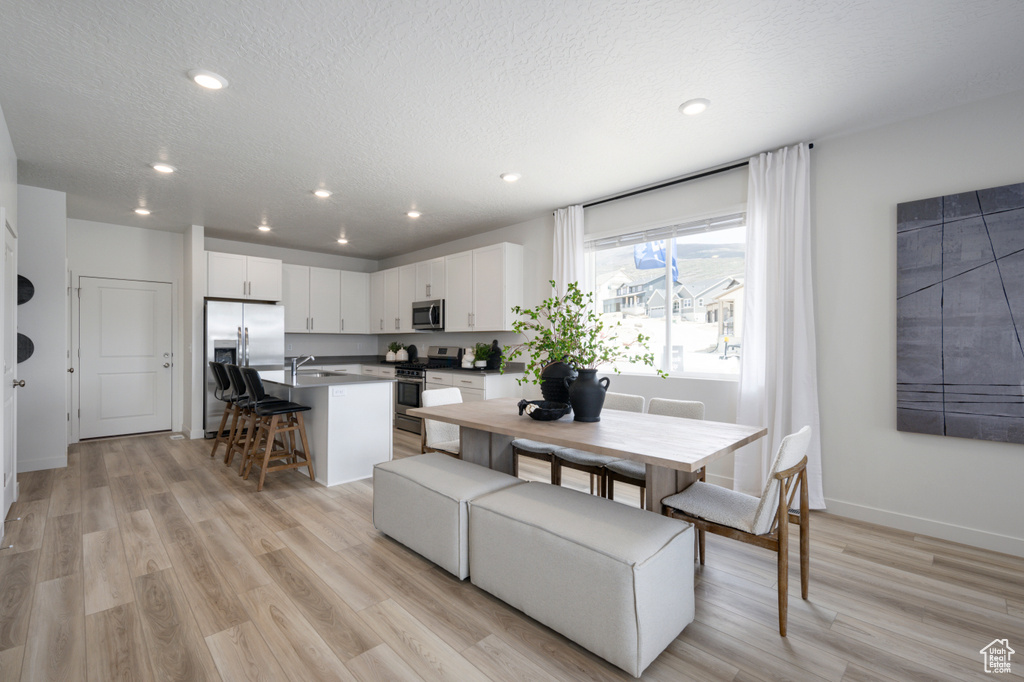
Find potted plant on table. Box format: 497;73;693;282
473;342;492;369
386;341;405;363
502;280;666;422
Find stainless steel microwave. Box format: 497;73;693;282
411;299;444;331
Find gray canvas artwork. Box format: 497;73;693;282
897;181;1024;444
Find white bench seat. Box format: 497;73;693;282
468;482;695;677
372;453;523;579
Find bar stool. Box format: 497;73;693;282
223;364;256;468
239;367;315;492
208;361;237;459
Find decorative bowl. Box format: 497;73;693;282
517;399;571;421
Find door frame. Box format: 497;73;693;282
69;274;180;443
0;210;15;526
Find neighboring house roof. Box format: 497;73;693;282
687;275;741;298
713;280;744;301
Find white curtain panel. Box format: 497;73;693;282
735;143;825;509
552;205;584;296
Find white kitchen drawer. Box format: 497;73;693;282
362;366;380;376
425;372;453;386
452;373;486;390
378;367;396;378
458;387;486;402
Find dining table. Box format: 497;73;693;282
408;397;767;512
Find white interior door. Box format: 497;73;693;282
79;277;173;438
2;217;17;522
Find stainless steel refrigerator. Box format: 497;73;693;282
204;300;285;436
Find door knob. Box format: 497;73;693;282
163;363;171;368
67;367;75;373
12;380;24;388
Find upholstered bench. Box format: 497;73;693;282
372;453;524;579
468;482;694;677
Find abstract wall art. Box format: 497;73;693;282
897;180;1024;444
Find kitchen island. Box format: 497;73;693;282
259;369;394;486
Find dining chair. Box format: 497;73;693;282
605;398;705;507
421;387;462;457
661;426;812;636
551;392;645;495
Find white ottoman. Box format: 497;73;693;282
469;483;694;677
372;453;524;579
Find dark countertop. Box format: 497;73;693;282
259;369;392;388
282;355;525;375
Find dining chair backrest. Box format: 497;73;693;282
225;364;248;400
648;398;704;420
209;361;231;399
603;392;644;413
750;426;812;535
421;387;462;448
240;366;269;404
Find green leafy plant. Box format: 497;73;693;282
387;341;404;353
473;342;493;361
501;280;667;384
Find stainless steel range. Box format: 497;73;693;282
393;346;463;434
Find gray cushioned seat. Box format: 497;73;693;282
373;453;523;579
511;438;557;454
553;447;618;466
469;482;694;677
605;457;645;481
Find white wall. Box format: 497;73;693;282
814;88;1024;557
68;219;185;436
183;225;205;438
0;104;17;519
205;237;377;273
16;186;67;471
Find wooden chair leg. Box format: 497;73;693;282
296;413;314;482
241;415;265;478
698;528;705;565
800;469;810;600
224;405;245;466
551;459;561;486
639;484;645;509
606;475;614;501
588;473;595;495
777;491;790;637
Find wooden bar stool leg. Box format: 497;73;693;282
256;414;281;492
296;413;314;482
210;402;231;457
223;404;244;466
239;412;262;476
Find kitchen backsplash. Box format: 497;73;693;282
377;331;523;356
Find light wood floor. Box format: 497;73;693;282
1;429;1022;681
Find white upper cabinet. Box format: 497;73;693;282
308;267;342;333
282;264;311;332
284;264;365;334
444;243;522;332
369;271;386;333
398;264;417;332
414;258;445;300
444;251;474;332
207;252;282;301
383;268;400;333
340;271;370;334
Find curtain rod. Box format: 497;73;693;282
571;142;814;211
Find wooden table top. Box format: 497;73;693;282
409;398;767;473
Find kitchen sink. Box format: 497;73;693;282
295;370;345;378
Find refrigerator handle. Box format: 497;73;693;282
236;327;243;364
244;327;250;365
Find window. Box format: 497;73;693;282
586;213;745;377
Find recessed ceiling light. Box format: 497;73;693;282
258;225;271;232
188;69;229;90
337;238;348;244
150;162;176;173
313;189;332;198
406;211;421;218
679;98;710;116
134;208;151;215
500;173;521;183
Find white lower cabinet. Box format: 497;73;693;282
423;371;522;403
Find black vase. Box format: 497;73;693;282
540;361;577;403
564;369;609;422
486;340;502;370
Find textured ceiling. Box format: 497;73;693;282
2;0;1024;259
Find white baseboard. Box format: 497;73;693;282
706;473;734;489
19;454;69;472
824;497;1024;559
181;426;205;440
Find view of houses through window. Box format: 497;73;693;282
586;214;745;377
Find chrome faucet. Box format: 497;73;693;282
290;354;315;378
